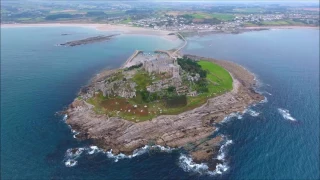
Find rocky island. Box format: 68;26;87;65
60;34;118;47
65;50;264;172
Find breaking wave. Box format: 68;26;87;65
263;91;272;96
62;115;80;138
64;145;174;167
178;138;232;176
64;147;86;167
179;154;212;175
221;108;260;123
221;112;242;123
62;114;68;121
260;97;268;104
278;108;297;121
246;109;260;117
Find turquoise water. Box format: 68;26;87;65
1;27;319;179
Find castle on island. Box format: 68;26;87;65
143;54;180;78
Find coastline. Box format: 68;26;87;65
64;53;264;171
0;23;180;42
2;23;318;41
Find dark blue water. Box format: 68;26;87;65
1;27;319;179
184;29;320;179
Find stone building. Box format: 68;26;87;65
143;54;180;78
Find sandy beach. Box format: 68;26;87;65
1;23;180;41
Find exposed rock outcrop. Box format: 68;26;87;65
60;34;118;47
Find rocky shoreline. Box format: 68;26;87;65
65;55;264;171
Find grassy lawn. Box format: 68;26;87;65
198;60;233;93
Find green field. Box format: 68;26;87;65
244;20;306;27
191;13;207;19
210;13;235;21
189;13;234;21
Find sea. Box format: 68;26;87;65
1;27;319;179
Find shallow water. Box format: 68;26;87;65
1;27;319;179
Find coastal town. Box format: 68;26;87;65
122;13;319;32
2;1;319;33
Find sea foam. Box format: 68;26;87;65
278;108;297;121
63;114;68;121
178;154;211;175
260;97;268;104
178;138;232;176
221;108;260;123
64;145;174;167
247;109;260;117
221;112;242;123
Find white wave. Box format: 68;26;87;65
65;147;85;158
221;107;260;122
152;145;174;153
260;97;268;104
64;145;174;166
221;112;242;123
212;138;232;175
65;159;78;167
105;145;174;162
278;108;297;121
88;146;101;155
63;114;68;121
264;91;272;96
216;139;232;161
247;109;260;117
104;145;149;162
71;129;80;139
215;163;229;175
179;138;232;176
178;154;211;175
105;150;129;162
64;147;85;167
